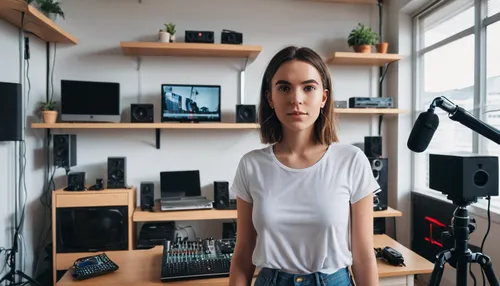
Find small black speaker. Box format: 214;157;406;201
369;157;388;210
185;30;214;43
141;181;154;211
53;134;77;169
64;172;86;191
131;104;154;123
107;157;127;189
214;181;230;210
429;153;499;204
364;136;382;158
222;222;237;239
0;82;22;141
236;105;256;123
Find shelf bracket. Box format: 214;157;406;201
155;128;160;149
136;56;142;71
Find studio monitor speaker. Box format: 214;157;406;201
236;105;256;123
131;104;154;123
53;134;77;169
0;82;22;141
214;181;230;210
108;157;127;189
364;136;382;158
141;181;154;211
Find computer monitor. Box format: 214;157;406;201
161;84;221;122
160;170;201;198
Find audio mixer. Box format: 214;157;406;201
160;237;236;282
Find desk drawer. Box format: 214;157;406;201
55;193;128;207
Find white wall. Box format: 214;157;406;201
0;0;393;280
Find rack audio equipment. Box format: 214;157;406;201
160;237;235;282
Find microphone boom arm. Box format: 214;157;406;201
431;96;500;145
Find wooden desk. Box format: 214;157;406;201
56;235;432;286
133;202;402;222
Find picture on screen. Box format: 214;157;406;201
161;84;221;122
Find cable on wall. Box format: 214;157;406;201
377;0;384;136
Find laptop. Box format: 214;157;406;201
160;170;213;211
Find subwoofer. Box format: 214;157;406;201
0;82;22;141
107;157;127;189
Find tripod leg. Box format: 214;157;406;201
15;270;42;286
429;250;451;286
474;253;500;286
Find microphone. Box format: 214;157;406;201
407;108;439;153
407;96;500;153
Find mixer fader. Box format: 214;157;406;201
160;237;236;282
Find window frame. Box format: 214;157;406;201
411;0;500;211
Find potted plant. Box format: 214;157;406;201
347;23;379;53
165;23;176;42
35;0;65;20
376;41;389;54
158;27;170;43
40;100;57;124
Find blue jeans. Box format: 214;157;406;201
254;267;354;286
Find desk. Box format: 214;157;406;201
56;235;432;286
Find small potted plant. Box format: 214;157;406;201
158;26;170;43
40;100;57;123
347;23;379;53
35;0;65;20
165;23;176;42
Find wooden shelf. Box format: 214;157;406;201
326;52;403;66
120;42;262;59
0;0;77;44
335;108;407;115
31;122;260;129
133;203;402;222
374;207;402;218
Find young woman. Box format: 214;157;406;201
228;46;380;286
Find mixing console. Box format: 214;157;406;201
160;237;236;282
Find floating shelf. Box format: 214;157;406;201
326;52;403;66
0;0;77;44
120;42;262;59
31;122;259;150
312;0;377;4
133;204;402;222
31;122;260;129
335;108;407;115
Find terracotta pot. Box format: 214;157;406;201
353;45;372;53
376;42;389;54
43;110;58;124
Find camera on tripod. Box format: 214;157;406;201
429;153;499;207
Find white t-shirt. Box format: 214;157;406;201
230;143;380;275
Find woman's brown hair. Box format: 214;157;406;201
258;46;339;145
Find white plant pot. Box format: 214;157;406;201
159;32;170;43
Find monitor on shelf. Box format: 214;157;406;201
161;84;221;123
61;80;121;123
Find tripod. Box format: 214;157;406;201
429;205;499;286
0;229;42;286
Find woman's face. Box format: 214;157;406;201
268;60;328;133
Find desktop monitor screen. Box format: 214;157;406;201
161;84;221;122
160;170;201;198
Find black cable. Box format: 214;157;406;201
480;196;491;286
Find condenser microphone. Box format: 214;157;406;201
407;108;439;153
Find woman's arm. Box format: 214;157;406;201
351;193;379;286
229;198;257;286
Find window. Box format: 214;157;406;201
413;0;500;206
